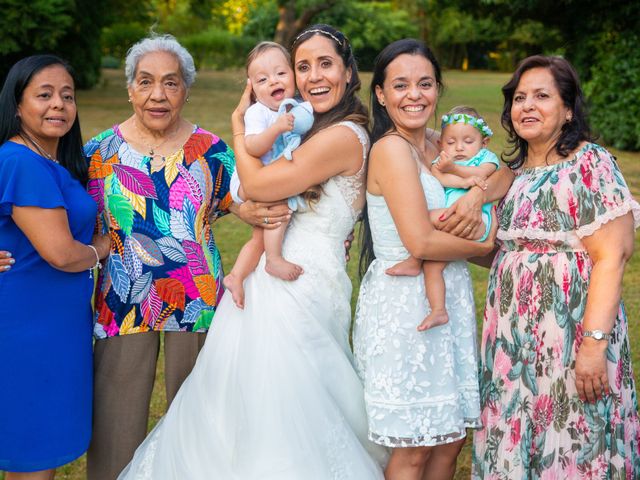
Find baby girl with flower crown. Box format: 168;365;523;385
388;105;499;330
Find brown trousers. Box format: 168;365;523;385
86;331;206;480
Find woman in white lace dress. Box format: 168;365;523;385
118;24;387;480
354;39;501;480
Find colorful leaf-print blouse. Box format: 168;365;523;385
86;126;235;338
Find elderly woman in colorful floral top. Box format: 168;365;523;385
472;55;640;478
82;34;289;480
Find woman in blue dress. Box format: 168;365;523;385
0;55;110;479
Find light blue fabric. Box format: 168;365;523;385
354;167;481;446
439;148;499;242
272;98;314;211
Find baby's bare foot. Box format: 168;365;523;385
417;308;449;331
385;258;422;276
223;273;245;309
265;256;304;281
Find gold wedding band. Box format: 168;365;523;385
263;217;269;225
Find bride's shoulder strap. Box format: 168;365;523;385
332;121;369;161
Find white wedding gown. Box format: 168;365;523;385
119;122;387;480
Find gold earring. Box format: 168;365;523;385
128;97;132;103
380;100;385;107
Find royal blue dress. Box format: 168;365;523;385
0;141;96;472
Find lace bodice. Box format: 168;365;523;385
283;121;369;262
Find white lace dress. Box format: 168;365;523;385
354;167;481;447
118;122;387;480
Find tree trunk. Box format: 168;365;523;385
273;0;337;48
274;0;297;47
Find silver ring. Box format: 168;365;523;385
263;217;269;225
464;225;472;231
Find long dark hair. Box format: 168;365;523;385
0;55;87;185
360;39;443;278
501;55;593;169
370;39;443;144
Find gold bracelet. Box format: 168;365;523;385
233;132;245;137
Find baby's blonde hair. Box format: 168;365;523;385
245;41;291;73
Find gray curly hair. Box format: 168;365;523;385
125;34;196;88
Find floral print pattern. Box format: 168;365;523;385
354;168;480;447
86;125;235;338
472;143;640;479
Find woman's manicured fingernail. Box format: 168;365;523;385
9;259;15;264
438;214;446;221
5;252;11;258
3;265;11;271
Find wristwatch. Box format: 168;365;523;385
583;329;611;341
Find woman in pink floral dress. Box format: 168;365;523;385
472;55;640;478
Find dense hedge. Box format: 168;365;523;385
584;32;640;151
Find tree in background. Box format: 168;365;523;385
1;0;637;149
273;0;337;47
476;0;640;149
0;0;75;84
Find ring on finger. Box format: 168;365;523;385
263;217;269;225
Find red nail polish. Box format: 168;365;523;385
438;214;445;221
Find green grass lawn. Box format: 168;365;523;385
2;68;639;479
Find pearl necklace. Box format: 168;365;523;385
19;132;59;163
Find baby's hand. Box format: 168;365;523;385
276;113;295;133
434;150;455;173
464;175;488;189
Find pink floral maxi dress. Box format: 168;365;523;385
472;143;640;479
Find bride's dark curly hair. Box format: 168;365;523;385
501;55;594;169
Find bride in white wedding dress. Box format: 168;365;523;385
118;25;387;480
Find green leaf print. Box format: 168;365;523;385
153;203;172;237
109;194;134;236
500;269;513;317
540;451;555;470
521;361;537;394
577;188;596;226
551;378;569;431
212;145;235;174
538;262;555;315
534;189;561;231
193;309;214;331
557;209;574;230
503;388;521;420
529;170;554;192
621;340;633;388
93;128;114;142
583;399;609;463
499;198;514;231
